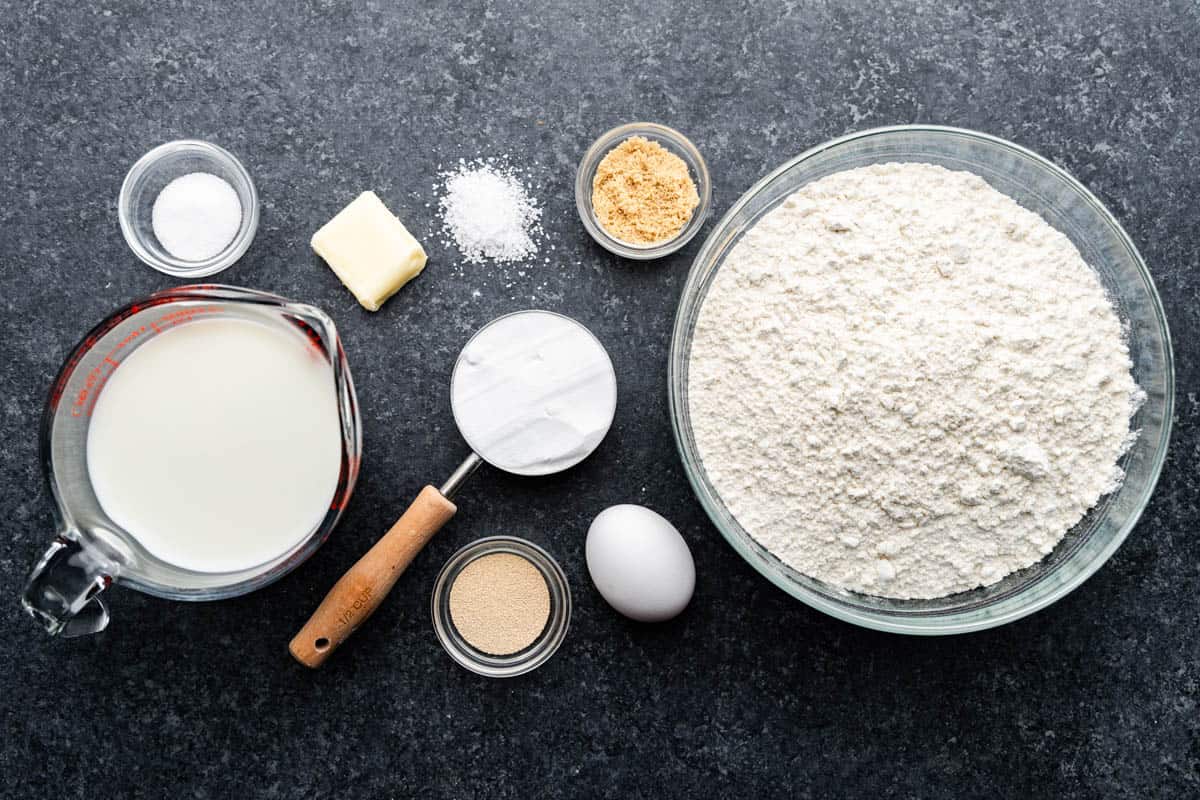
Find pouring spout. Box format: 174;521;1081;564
21;535;117;638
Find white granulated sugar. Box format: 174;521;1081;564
151;172;242;261
438;160;542;264
688;163;1143;600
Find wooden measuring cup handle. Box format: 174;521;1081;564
289;485;457;668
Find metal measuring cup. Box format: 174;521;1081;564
290;310;617;667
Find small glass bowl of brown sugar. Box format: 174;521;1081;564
576;122;712;259
431;536;571;678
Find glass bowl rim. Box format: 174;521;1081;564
574;121;713;260
667;123;1175;635
117;138;260;278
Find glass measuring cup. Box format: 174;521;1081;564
21;285;362;637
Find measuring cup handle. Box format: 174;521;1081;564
21;535;116;637
289;485;458;668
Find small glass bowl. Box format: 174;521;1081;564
118;139;259;278
575;122;712;260
431;536;571;677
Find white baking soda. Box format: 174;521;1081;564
86;317;343;573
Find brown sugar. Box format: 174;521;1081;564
591;136;699;245
448;552;550;656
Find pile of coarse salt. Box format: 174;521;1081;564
437;160;542;264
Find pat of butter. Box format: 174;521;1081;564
311;191;427;311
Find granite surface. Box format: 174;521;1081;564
2;1;1199;798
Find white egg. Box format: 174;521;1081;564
585;504;695;622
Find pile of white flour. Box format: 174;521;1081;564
688;163;1142;599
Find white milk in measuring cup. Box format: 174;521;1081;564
21;286;362;637
86;316;344;572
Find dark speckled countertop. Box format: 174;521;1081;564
2;1;1198;798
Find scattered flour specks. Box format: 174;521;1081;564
688;163;1143;599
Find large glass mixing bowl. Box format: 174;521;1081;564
668;125;1174;634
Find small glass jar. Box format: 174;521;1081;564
431;536;571;677
118;139;259;278
575;122;712;260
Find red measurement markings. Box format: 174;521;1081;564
152;304;221;332
70;305;224;417
50;332;99;412
71;325;146;416
285;315;329;359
